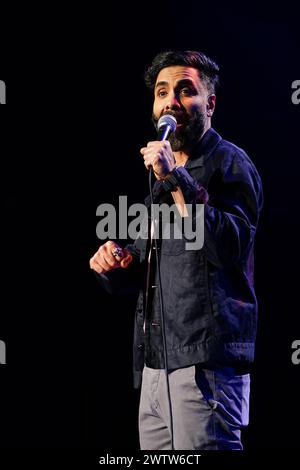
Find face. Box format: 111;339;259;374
152;65;216;151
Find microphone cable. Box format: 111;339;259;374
148;167;175;450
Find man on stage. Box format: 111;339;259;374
90;50;263;450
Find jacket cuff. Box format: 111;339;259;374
162;166;209;204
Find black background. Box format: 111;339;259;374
0;1;299;455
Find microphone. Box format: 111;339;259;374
157;114;177;141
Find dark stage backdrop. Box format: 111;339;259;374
0;2;299;457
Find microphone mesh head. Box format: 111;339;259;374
157;114;177;132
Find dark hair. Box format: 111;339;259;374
144;50;220;94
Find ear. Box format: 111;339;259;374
207;94;216;117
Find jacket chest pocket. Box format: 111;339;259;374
160;237;187;256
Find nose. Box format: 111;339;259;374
165;91;181;111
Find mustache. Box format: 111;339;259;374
152;110;190;128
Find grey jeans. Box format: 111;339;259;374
139;365;250;450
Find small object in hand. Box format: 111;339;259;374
111;247;123;258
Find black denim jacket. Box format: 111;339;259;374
98;128;263;388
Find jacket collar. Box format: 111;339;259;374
185;128;222;170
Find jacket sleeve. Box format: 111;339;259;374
203;151;263;268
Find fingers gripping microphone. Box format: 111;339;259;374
157;114;177;141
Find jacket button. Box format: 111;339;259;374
137;344;144;349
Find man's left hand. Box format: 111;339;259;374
140;140;176;180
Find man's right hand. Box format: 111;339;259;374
89;240;133;274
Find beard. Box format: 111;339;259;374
152;108;206;152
